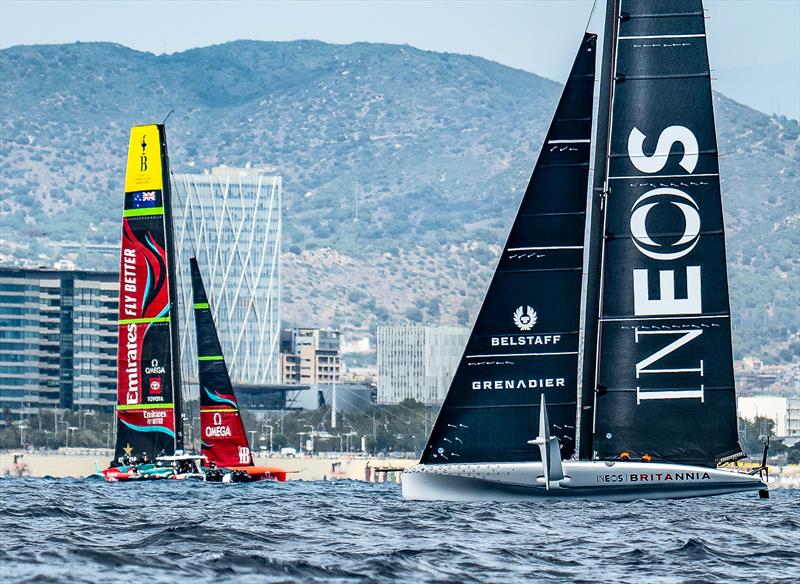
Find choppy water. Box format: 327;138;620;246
0;478;798;583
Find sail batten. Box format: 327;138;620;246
421;33;597;465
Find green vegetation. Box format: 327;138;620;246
0;408;113;450
738;416;800;464
0;40;797;362
0;400;438;456
241;399;438;455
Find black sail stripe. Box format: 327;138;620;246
420;34;597;465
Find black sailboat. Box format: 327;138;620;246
190;257;288;481
191;257;252;468
403;0;766;501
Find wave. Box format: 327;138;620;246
1;478;798;583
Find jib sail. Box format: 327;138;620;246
421;34;597;464
114;124;184;463
590;0;743;466
190;257;253;467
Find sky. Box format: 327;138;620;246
1;0;798;119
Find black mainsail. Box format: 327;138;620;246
113;124;184;463
589;0;743;466
421;34;597;464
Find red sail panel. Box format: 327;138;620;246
200;407;253;467
113;125;177;462
190;258;253;467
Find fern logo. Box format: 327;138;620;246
513;306;537;331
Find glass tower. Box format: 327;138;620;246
172;167;282;393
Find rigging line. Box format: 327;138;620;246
375;397;430;421
585;0;600;33
369;400;427;425
329;389;428;426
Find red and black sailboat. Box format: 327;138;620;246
191;257;287;482
103;124;185;481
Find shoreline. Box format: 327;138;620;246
4;451;799;489
0;450;416;481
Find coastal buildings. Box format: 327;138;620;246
789;397;800;437
376;325;469;405
280;328;341;385
172;167;282;388
738;395;800;437
0;267;117;419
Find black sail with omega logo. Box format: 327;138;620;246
191;257;252;467
421;34;596;464
590;0;743;466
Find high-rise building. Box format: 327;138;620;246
377;325;469;405
0;267;117;419
280;328;341;385
172;167;282;389
787;397;800;437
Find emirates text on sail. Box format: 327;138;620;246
122;247;140;405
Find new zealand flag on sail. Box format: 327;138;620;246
131;190;158;209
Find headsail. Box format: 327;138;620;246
190;257;253;467
114;125;183;462
421;34;597;464
590;0;743;466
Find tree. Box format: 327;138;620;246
739;416;775;457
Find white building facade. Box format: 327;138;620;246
788;397;800;437
172;167;282;388
377;325;469;405
738;395;800;438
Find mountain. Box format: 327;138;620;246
0;40;798;362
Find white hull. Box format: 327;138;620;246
402;461;766;502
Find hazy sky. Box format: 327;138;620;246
1;0;798;118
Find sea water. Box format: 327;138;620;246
1;478;798;583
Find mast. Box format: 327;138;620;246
590;0;744;466
578;0;619;460
191;257;253;467
421;34;597;465
158;125;184;452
